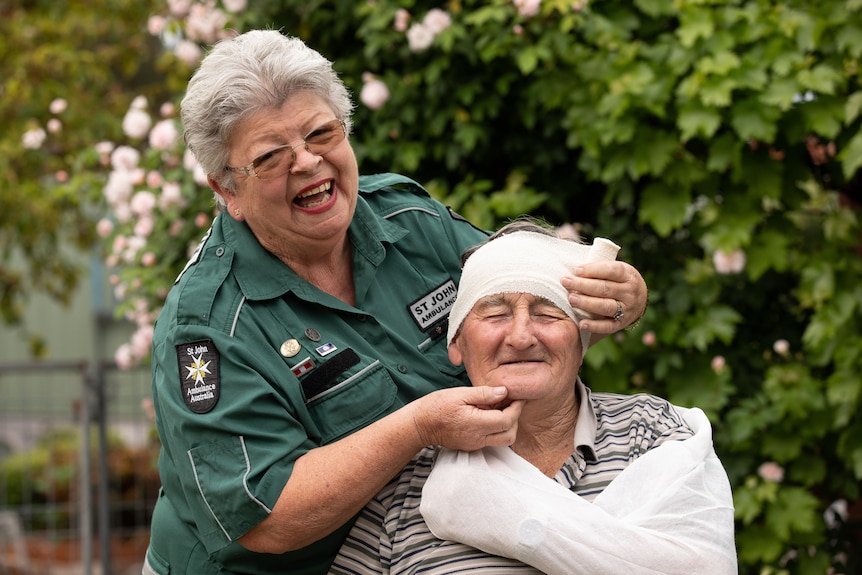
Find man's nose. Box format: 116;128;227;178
506;311;537;348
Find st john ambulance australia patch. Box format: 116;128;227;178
177;339;220;414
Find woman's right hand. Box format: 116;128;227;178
410;386;523;451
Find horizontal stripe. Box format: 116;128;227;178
329;390;692;574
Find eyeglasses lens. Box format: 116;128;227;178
254;120;345;180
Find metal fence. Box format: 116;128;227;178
0;359;156;575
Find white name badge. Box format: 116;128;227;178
408;279;457;331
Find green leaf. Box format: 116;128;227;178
730;98;778;142
638;182;690;237
827;370;862;427
676;8;714;48
487;188;548;218
799;96;845;138
766;487;820;539
762;432;803;460
736;523;785;564
797;64;842;95
839;130;862;180
733;483;764;525
706;133;741;172
846;91;862;124
631;129;677;177
463;5;509;26
682;305;743;350
515;46;539;75
697;50;741;75
677;105;722;141
836;23;862;58
759;78;801;111
699;77;737;107
745;229;791;279
634;0;675;17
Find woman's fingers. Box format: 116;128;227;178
561;261;648;333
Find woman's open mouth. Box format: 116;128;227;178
294;180;333;209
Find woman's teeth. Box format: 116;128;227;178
295;181;332;207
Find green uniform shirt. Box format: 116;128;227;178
146;174;489;575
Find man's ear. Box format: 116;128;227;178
447;340;463;366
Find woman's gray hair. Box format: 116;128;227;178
181;29;355;206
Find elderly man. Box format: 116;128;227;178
331;222;737;575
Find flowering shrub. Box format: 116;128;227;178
24;0;861;573
90;95;215;367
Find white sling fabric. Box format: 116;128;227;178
420;407;737;575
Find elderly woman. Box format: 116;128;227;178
332;222;736;575
144;30;648;575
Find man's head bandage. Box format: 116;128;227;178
447;231;621;358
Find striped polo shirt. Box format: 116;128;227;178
330;379;694;574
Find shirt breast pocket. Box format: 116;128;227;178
306;359;398;444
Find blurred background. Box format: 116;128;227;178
1;0;860;573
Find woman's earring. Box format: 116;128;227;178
234;209;240;216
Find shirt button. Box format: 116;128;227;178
397;364;408;374
215;247;225;257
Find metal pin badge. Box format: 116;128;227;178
304;328;321;342
280;339;301;358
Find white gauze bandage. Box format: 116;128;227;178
447;232;621;356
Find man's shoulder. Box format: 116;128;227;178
590;391;686;426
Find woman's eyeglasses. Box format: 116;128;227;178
225;119;346;180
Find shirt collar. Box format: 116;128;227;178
573;377;598;462
224;196;407;302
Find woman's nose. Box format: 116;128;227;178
290;144;322;173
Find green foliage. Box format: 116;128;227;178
6;0;861;572
0;0;167;354
252;2;862;572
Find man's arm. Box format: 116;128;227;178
420;408;737;575
238;386;522;553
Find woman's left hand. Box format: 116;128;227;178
561;260;648;334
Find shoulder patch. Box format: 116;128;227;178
176;339;220;413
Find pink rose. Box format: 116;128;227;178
423;8;452;34
122;108;152;139
360;78;391;110
713;249;746;274
406;23;434;52
758;462;785;483
175;40;203;67
49;98;68;114
22;127;46;149
394;9;410;32
96;218;114;238
514;0;542;17
149;119;179;151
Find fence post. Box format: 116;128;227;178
81;363;93;575
92;307;113;575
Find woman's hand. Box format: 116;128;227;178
561;260;648;334
411;386;523;451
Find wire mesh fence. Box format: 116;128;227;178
0;360;156;575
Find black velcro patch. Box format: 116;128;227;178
301;348;360;402
177;339;220;414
